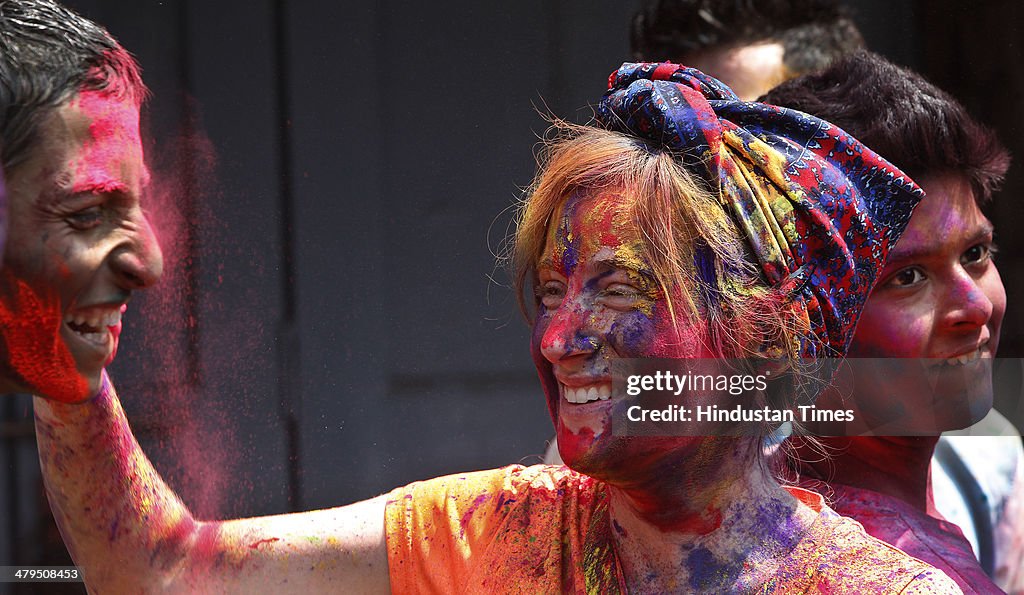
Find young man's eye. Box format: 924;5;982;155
65;206;104;230
886;267;926;288
962;243;996;266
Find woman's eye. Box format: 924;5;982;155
536;281;566;308
65;206;104;230
602;283;640;297
962;243;995;266
600;283;645;306
886;267;925;288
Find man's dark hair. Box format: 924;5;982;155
631;0;864;76
763;50;1009;202
0;0;146;171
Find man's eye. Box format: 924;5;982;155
962;243;995;266
535;281;566;308
886;267;925;288
66;206;104;230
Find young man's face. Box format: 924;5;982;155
0;90;163;400
846;173;1004;427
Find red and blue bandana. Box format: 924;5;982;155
597;62;923;359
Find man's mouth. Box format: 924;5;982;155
936;344;988;368
63;304;125;347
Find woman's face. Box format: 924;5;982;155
532;190;717;478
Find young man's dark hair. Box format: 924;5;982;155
0;0;146;171
764;50;1017;592
762;49;1009;202
631;0;864;76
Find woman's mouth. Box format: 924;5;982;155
563;383;612;404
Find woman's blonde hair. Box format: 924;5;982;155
513;121;805;363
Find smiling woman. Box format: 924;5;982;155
383;63;953;592
32;57;964;594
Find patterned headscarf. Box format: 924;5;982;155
597;62;922;358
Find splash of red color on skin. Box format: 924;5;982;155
555;425;596;468
74;90;146;192
154;514;197;553
628;490;724;534
0;272;89;401
192;523;225;566
248;537;280;549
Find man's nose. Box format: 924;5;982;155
110;214;163;290
940;267;993;331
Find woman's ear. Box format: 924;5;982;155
752;357;789;379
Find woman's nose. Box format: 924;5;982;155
539;302;600;363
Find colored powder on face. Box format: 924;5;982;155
74;91;144;189
606;312;656;356
0;272;89;401
553;208;580;275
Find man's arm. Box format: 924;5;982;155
34;375;390;593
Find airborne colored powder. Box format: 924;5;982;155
108;103;282;521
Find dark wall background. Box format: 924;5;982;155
0;2;1021;592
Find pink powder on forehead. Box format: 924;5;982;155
75;90;142;141
70;90;144;192
0;272;89;401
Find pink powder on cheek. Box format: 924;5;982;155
847;306;930;358
0;272;89;401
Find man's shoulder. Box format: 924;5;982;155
775;487;963;593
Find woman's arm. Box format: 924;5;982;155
33;376;390;593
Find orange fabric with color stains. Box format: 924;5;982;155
385;465;962;594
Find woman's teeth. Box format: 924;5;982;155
563;384;612;404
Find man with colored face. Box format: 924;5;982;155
764;50;1020;593
0;0;161;402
